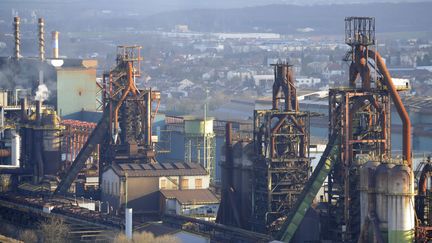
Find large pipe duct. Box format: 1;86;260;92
38;18;45;60
51;31;59;58
368;50;412;166
14;17;20;59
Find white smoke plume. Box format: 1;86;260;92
35;84;50;101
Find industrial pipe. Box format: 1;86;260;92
287;69;298;111
20;98;27;121
419;161;432;196
38;18;45;60
350;46;371;89
14;17;20;59
113;62;137;140
368;50;412;166
36;100;42;122
51;31;59;58
417;159;431;224
146;90;152;146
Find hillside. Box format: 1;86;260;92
142;2;432;35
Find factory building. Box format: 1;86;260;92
1;15;432;243
56;59;98;117
0;17;98;119
101;162;214;216
160;189;219;221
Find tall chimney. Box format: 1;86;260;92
20;98;27;121
36;100;42;122
51;31;59;58
14;17;20;59
38;18;45;60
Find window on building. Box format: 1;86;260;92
195;178;202;189
172;179;178;189
160;179;167;190
181;179;189;189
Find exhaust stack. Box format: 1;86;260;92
20;98;27;121
51;31;59;58
38;18;45;60
36;100;42;122
14;17;20;59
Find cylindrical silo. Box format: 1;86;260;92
388;164;415;242
359;160;380;238
375;163;395;242
42;111;61;176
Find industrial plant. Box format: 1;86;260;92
0;14;431;243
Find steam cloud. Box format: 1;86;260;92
35;84;50;101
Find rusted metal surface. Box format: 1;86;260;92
61;119;98;175
368;50;412;167
324;17;399;242
251;61;311;234
416;157;432;226
55;46;161;195
101;45;160;166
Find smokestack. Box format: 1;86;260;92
20;98;27;121
51;31;59;58
225;122;232;146
38;18;45;60
36;100;42;122
14;16;20;59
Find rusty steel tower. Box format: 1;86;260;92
55;46;161;195
324;17;393;241
100;45;160;167
251;61;311;234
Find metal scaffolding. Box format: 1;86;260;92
251;62;311;234
323;17;392;242
325;88;391;241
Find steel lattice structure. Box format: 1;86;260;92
323;17;392;241
251;62;311;234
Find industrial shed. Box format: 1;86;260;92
101;162;209;215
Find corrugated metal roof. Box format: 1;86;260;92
110;162;208;177
160;189;219;205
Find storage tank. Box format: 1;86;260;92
42;111;61;176
375;163;395;242
359;160;380;238
388;164;414;242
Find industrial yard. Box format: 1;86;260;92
1;1;432;242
